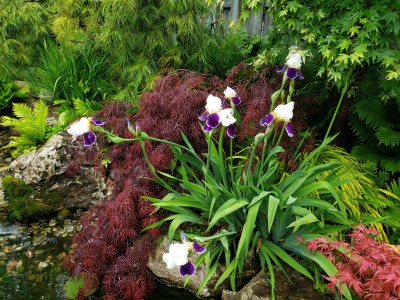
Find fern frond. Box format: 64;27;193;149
11;102;34;120
58;109;80;126
376;127;400;147
352;99;393;129
32;100;48;139
351;144;384;164
381;156;400;173
73;98;103;116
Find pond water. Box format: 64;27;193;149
0;217;201;300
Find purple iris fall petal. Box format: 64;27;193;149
260;113;275;126
202;124;212;132
232;96;241;106
179;261;196;277
285;122;294;137
91;117;105;126
227;124;235;138
298;71;304;80
83;131;96;146
286;68;298;79
206;113;220;129
199;111;209;121
276;65;286;73
193;242;206;254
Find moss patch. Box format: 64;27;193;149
2;175;63;222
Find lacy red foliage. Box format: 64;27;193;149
307;225;400;299
66;66;318;299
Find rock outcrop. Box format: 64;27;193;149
6;131;109;209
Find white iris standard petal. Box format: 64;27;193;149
286;52;303;69
218;108;236;127
167;243;190;266
224;87;236;99
67;117;91;136
205;95;222;114
274;102;294;122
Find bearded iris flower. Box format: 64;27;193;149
162;232;206;277
199;93;237;138
260;102;295;137
276;51;304;80
67;117;105;146
223;86;241;105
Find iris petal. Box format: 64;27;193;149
276;65;286;73
202;124;212;132
199;111;209;121
286;68;298;79
232;96;241;105
285;122;294;137
206;113;220;129
83;131;96;146
227;124;235;138
91;117;105;126
193;242;206;254
179;261;196;277
180;232;187;242
260;114;275;126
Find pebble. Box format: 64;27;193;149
49;219;57;227
38;261;49;271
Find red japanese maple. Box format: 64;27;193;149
307;225;400;299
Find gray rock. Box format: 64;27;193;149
147;238;255;298
6;131;110;209
222;268;328;300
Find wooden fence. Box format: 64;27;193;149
221;0;273;36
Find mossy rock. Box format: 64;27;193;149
2;175;62;222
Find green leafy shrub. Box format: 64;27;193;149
1;175;61;222
251;0;400;174
0;100;61;157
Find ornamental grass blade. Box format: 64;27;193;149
207;199;248;231
263;240;313;280
215;259;237;288
167;214;204;242
287;214;319;228
268;195;280;233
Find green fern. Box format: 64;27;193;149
0;100;60;157
349;65;400;173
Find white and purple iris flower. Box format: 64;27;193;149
199;93;237;138
260;102;295;137
67;117;105;146
223;86;241;105
276;51;304;80
162;232;206;277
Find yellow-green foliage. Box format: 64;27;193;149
312;145;399;241
0;0;50;79
0;100;61;158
